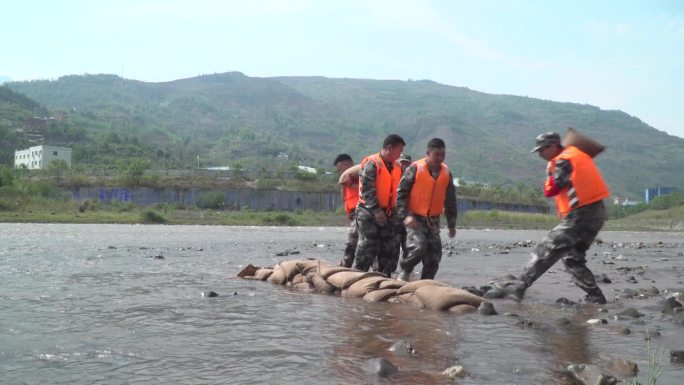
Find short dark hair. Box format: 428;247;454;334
333;153;353;166
427;138;445;150
382;134;406;148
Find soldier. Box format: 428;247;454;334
389;154;413;274
494;132;610;304
395;138;457;281
354;134;405;276
334;154;359;268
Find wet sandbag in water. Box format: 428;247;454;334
309;273;337;294
317;265;357;279
363;288;398;303
290;273;305;286
292;282;316;293
267;259;310;285
237;264;261;279
327;271;385;289
254;268;274;281
378;279;406;290
448;304;477;315
296;259;325;275
342;276;388;298
393;292;425;308
396;279;448;295
415;285;488;311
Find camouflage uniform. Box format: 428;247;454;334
339;209;359;268
520;159;606;297
520;200;606;294
395;163;458;280
354;158;399;277
519;157;607;302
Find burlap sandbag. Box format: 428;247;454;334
448;304;477;315
415;286;486;311
254;268;274;281
267;265;288;285
237;264;261;278
290;273;305;286
562;127;605;158
342;276;388;298
363;288;398;303
327;271;385;289
317;265;356;279
310;273;337;294
378;279;406;290
396;292;425;308
292;282;316;293
396;279;448;295
277;259;308;281
296;259;325;275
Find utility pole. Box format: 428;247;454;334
197;155;200;169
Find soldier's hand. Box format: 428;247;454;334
374;211;388;226
404;216;418;229
448;227;457;238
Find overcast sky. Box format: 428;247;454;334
3;0;683;138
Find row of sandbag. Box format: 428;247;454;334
237;258;495;315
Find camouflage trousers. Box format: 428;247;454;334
520;201;606;294
354;217;398;277
391;223;408;273
339;216;359;268
399;217;443;280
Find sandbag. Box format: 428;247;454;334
318;265;357;279
396;292;425;308
327;271;385;289
267;265;288;285
396;279;448;295
310;273;337;294
254;268;274;281
237;264;261;278
290;273;305;286
378;279;406;290
292;282;316;293
562;127;605;158
277;259;309;281
296;259;325;275
448;304;477;315
363;288;398;303
415;286;486;311
343;276;388;298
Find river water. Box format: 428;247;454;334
1;224;682;385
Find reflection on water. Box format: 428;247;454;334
0;224;682;385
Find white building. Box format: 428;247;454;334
14;145;72;170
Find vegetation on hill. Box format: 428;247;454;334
3;73;683;200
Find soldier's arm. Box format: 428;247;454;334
395;164;417;220
359;160;381;213
553;159;573;190
444;171;458;229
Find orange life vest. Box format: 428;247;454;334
408;158;451;217
358;153;402;212
549;146;610;217
342;183;359;218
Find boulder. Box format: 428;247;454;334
565;364;618;385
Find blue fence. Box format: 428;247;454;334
68;186;549;214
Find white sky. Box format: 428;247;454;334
2;0;683;138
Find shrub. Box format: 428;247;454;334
140;210;167;223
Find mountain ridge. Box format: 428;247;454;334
4;72;683;200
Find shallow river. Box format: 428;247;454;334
1;224;682;384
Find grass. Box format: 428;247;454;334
627;339;664;385
605;205;684;231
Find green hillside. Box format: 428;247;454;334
5;72;684;199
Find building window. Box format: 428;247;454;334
53;151;58;156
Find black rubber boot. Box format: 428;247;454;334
584;288;607;304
